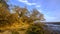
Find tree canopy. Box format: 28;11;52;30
0;0;58;34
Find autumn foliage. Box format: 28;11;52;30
0;0;58;34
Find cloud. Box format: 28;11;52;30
18;0;36;5
44;15;60;22
18;0;41;8
35;5;41;7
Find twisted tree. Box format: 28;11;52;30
0;0;54;34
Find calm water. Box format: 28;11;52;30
46;24;60;31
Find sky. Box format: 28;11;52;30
7;0;60;22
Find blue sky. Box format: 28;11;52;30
7;0;60;22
